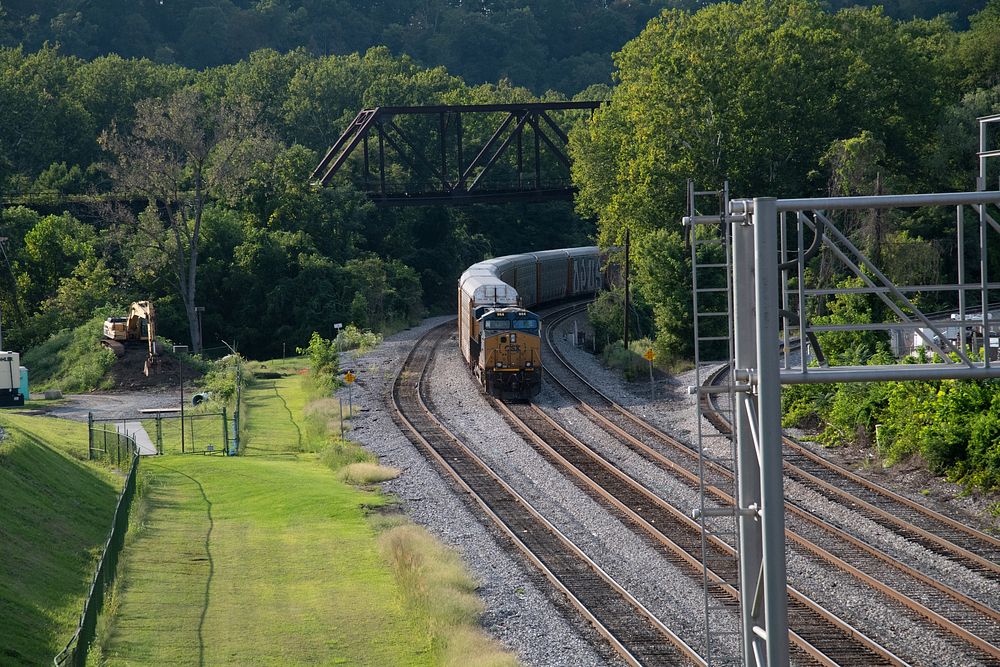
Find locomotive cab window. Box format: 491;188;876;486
483;319;511;330
512;317;539;334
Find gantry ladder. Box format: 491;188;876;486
687;180;743;666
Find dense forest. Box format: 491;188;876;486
0;46;594;357
0;1;987;94
1;0;999;488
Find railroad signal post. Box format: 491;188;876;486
644;348;655;400
344;369;356;418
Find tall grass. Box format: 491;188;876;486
602;337;692;379
337;461;400;484
379;525;521;667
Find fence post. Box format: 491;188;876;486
87;412;93;460
190;415;196;453
221;408;228;456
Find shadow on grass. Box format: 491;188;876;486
155;465;214;667
269;383;303;450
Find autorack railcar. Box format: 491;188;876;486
458;247;602;400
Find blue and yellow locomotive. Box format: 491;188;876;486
458;247;602;401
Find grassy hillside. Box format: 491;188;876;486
22;314;116;393
98;360;518;665
0;413;120;664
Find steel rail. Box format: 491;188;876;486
545;305;1000;576
540;307;1000;662
492;397;904;667
702;365;1000;577
390;320;703;667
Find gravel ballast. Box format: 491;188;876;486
342;310;999;667
338;317;622;667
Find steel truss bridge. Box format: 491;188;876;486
310;102;602;206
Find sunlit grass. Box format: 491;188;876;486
0;413;120;664
379;525;520;667
100;455;435;666
241;363;311;454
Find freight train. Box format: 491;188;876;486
458;247;603;400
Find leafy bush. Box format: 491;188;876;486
601;337;657;381
201;353;252;406
336;324;382;354
297;331;339;392
782;354;1000;492
320;438;375;470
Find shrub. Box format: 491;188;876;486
23;314;117;392
201;353;252;406
320;438;375;470
337;324;382;354
297;331;339;391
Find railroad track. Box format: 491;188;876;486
390;320;704;667
534;305;1000;665
702;364;1000;580
492;397;901;666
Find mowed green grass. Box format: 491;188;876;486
0;413;120;664
242;359;313;454
101;359;433;666
102;454;433;666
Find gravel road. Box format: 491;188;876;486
28;387;182;422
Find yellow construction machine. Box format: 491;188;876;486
102;300;162;375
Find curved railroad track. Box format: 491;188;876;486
390;319;704;667
701;364;1000;578
533;304;1000;665
490;395;903;666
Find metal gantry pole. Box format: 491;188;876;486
752;198;789;667
958;206;967;351
732;215;762;665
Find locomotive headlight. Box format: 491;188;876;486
525;361;533;367
496;361;504;368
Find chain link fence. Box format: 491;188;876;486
53;426;140;666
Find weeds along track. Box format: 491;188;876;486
390;321;704;667
538;305;1000;665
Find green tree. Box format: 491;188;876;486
16;212;97;311
956;0;1000;90
571;0;945;358
100;86;280;353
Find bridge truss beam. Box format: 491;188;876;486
310;102;602;206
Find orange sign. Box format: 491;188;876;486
644;349;655;362
344;371;356;384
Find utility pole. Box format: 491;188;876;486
624;227;631;351
173;345;188;453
